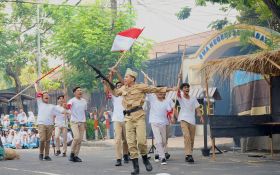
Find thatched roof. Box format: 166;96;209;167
200;49;280;78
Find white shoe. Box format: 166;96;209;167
154;154;160;162
161;158;167;165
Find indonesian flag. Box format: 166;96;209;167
111;27;144;52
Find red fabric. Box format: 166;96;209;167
118;28;144;39
177;90;181;98
106;92;112;100
94;119;98;130
105;119;110;129
66;104;72;110
167;109;173;122
36;92;43;98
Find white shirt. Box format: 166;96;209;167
27;112;35;123
146;94;173;125
18;112;27;124
68;97;87;122
54;105;69;127
112;95;125;122
37;98;56;125
177;93;200;125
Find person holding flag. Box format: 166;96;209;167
105;68;175;175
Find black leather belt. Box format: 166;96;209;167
123;106;143;116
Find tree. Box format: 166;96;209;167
178;0;280;32
48;2;152;91
0;2;53;107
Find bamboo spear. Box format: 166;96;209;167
8;64;62;102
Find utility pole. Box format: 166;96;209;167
36;3;41;82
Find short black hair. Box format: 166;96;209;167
73;86;81;93
156;85;163;87
57;95;64;100
180;83;190;90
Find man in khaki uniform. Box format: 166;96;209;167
106;68;174;175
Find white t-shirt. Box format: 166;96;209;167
68;97;87;122
37;98;56;125
146;94;173;125
54;105;70;127
177;93;200;125
27;112;35;123
18;112;27;124
112;95;125;122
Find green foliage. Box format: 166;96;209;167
48;1;151;92
86;119;106;140
86;119;95;140
208;18;230;30
176;6;192;20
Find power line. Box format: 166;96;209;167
0;0;94;7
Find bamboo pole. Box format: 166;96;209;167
171;45;187;122
63;61;68;126
267;57;280;71
205;76;215;160
141;70;154;84
112;51;127;69
8;64;62;102
269;75;274;156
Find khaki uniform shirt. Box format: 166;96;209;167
113;83;168;121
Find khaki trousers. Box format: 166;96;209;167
70;122;85;156
38;124;54;156
151;123;168;159
125;116;147;159
180;121;196;155
55;126;68;153
114;121;129;159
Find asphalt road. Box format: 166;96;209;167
1;145;280;175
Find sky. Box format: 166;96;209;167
26;0;239;66
48;0;238;42
132;0;238;42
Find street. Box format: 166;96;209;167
1;143;280;175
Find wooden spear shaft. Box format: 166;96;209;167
172;45;187;121
8;64;62;102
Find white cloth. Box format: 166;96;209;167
68;97;87;122
1;136;7;144
54;105;69;127
111;95;125;122
27;111;35;123
18;112;27;124
37;98;57;125
146;94;173;125
151;123;168;159
177;93;200;125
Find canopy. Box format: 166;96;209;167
201;49;280;78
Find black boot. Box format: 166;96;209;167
115;159;122;166
69;153;75;162
142;155;153;172
123;154;129;163
131;158;140;175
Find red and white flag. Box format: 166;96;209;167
111;27;144;52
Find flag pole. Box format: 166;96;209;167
8;64;62;102
171;45;187;122
112;51;127;69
